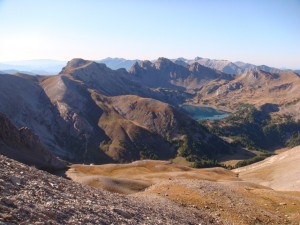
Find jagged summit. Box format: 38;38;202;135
154;57;175;68
129;60;152;72
155;58;187;75
129;58;229;90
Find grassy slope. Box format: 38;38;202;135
234;145;300;191
67;159;300;225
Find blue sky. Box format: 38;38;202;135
0;0;299;68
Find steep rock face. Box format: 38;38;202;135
129;58;231;91
42;73;113;163
0;74;69;157
0;113;66;170
129;58;188;90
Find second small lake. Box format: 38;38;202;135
181;104;229;121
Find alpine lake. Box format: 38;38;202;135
181;104;229;121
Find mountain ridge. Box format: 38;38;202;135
0;58;231;165
1;56;292;76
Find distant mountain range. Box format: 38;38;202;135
97;57;139;70
173;57;283;74
97;57;293;75
1;57;299;75
97;57;285;75
0;59;67;75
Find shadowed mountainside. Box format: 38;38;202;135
0;113;66;170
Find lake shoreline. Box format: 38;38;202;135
180;104;230;121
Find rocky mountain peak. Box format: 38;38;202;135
66;58;94;69
60;58;109;74
137;60;152;69
154;57;174;69
128;60;152;74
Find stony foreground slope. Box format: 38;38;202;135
234;146;300;191
0;155;219;225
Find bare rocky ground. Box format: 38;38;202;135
0;154;220;225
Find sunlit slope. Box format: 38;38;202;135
234;145;300;191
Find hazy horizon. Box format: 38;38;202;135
0;0;300;69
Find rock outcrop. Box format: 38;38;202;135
0;113;67;170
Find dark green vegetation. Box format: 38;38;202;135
203;103;300;151
234;152;275;168
175;120;232;168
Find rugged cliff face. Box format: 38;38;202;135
0;113;67;170
129;57;231;91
